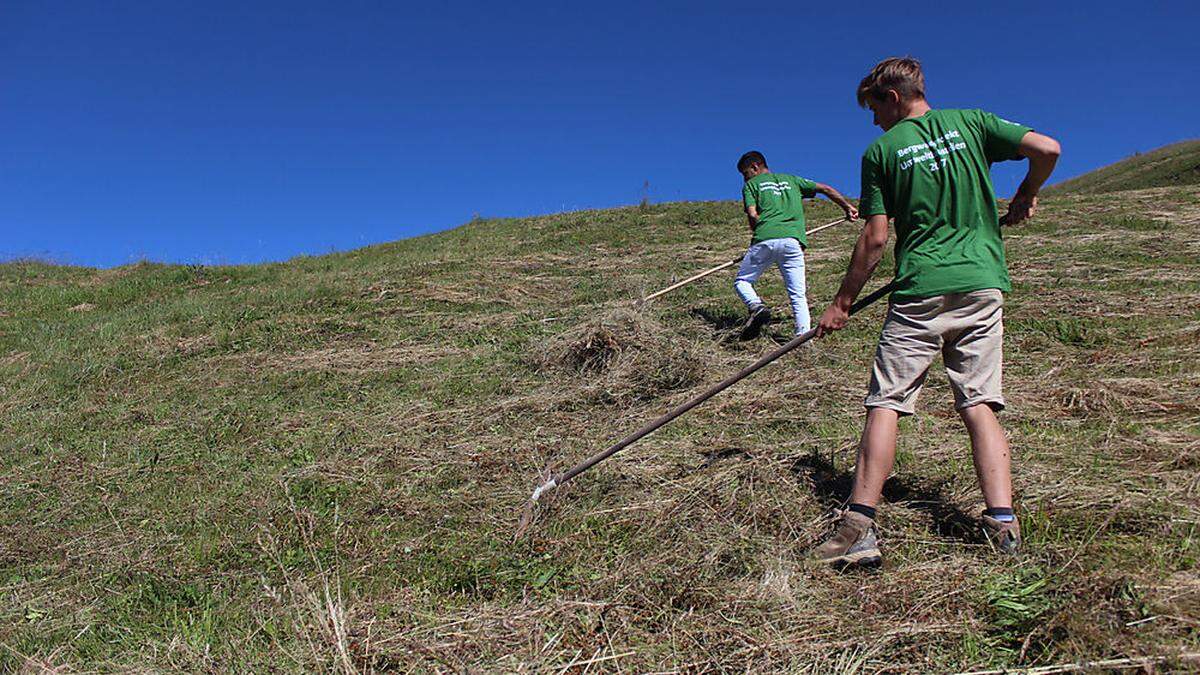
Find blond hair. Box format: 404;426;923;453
857;57;926;108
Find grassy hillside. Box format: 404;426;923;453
1046;139;1200;194
1;188;1199;671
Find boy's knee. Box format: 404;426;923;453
958;400;1004;422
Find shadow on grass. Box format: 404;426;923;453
691;307;745;332
791;452;983;543
690;307;793;345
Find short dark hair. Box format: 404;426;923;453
857;56;926;108
737;151;767;171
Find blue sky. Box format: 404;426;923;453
2;1;1197;267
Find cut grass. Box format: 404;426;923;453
1046;139;1200;195
1;191;1198;670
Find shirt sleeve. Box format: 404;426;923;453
979;110;1033;163
792;176;818;198
742;182;756;211
859;149;887;217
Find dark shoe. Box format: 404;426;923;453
809;510;882;569
981;513;1021;554
740;305;772;340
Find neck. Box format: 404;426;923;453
901;98;932;120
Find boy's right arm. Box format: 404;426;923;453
745;204;759;231
816;215;889;336
817;150;888;336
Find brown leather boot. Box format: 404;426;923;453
809;510;882;569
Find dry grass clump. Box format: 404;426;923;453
533;308;707;403
1055;377;1199;419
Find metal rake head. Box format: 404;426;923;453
514;469;560;540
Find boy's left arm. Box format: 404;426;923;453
1001;131;1062;226
814;183;860;221
743;183;759;232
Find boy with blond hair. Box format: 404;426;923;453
812;57;1061;568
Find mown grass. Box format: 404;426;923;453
1;190;1198;671
1045;139;1200;195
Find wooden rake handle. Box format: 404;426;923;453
639;257;742;304
638;218;851;305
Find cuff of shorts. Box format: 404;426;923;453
955;395;1006;413
863;399;916;417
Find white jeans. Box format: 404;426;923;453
733;237;810;334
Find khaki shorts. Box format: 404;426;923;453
865;289;1004;415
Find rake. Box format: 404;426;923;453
637;218;852;305
516;281;895;538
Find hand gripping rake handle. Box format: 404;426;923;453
638;218;851;305
530;282;895;503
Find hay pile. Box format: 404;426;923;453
535;308;706;404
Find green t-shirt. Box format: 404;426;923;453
859;109;1032;300
742;172;818;246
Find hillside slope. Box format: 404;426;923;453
1046;139;1200;194
1;190;1199;671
